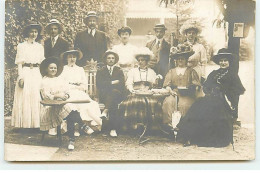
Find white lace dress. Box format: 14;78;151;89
59;65;102;127
11;41;44;128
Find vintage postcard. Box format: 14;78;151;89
4;0;255;161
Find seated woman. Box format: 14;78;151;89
119;47;162;132
162;44;201;129
96;50;126;137
40;58;91;150
59;48;103;132
176;48;245;147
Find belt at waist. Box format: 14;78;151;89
23;63;40;68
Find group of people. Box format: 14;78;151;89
11;11;245;150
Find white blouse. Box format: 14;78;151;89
188;42;207;64
126;67;157;91
59;65;87;90
112;43;138;67
40;76;67;100
15;41;44;64
188;41;207;78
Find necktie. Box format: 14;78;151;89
51;38;55;47
90;29;94;37
109;67;112;75
156;40;160;49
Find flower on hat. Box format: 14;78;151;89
180;20;202;35
170;43;194;59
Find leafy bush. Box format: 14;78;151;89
5;0;127;116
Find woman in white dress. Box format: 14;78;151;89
59;48;103;131
11;22;44;128
40;58;93;150
112;26;138;77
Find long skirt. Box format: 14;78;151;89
177;95;233;147
162;95;196;125
40;104;72;131
119;95;163;129
11;67;42;128
67;89;102;127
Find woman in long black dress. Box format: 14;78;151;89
177;48;245;147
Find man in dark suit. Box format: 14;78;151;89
96;50;125;137
44;19;70;59
146;24;171;81
74;11;109;67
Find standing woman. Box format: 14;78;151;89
180;20;207;83
12;22;44;128
177;48;245;147
119;47;162;131
162;44;201;129
112;26;138;77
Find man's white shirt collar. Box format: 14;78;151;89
107;65;115;75
51;35;59;44
88;28;96;36
156;38;163;44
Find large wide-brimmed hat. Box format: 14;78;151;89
102;50;119;65
117;26;132;36
22;21;42;39
40;57;64;77
212;48;234;65
45;19;63;34
180;20;202;35
171;43;194;60
153;24;167;31
83;11;98;24
61;47;83;64
134;47;154;61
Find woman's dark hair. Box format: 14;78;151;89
23;25;43;42
117;26;132;36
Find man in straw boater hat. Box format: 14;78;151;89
96;50;126;137
146;24;171;86
44;19;70;59
180;20;207;84
74;11;109;67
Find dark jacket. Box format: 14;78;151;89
146;38;171;77
74;29;108;66
44;37;70;59
96;66;125;103
203;68;245;108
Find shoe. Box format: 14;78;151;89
183;141;191;147
74;131;80;137
100;109;108;119
48;128;57;136
81;125;94;135
110;130;117;137
68;141;75;150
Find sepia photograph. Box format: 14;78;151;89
4;0;256;161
